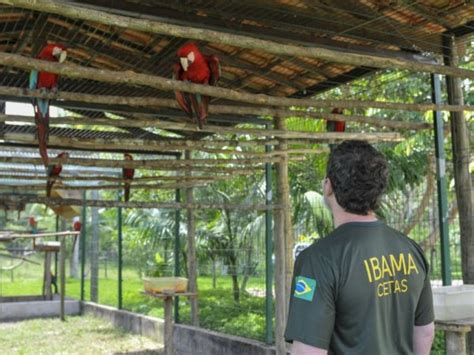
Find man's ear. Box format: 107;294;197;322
326;178;334;196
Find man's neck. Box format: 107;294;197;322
332;208;378;228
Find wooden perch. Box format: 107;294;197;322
0;86;466;120
1;0;473;79
0;194;280;211
0;114;404;139
0;173;247;183
0;180;223;191
0;155;303;171
0;53;472;114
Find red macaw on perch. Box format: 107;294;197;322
326;107;346;133
29;43;67;167
72;216;81;232
46;152;68;197
123;153;135;202
173;42;220;129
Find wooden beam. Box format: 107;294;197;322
0;194;279;211
0;180;219;191
2;0;472;78
0;87;438;131
0;114;405;139
0;156;298;171
0;56;472;113
3;131;279;150
0;173;245;183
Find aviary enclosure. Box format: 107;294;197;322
0;1;472;354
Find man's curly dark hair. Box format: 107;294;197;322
327;140;389;215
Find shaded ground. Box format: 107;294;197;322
0;316;163;354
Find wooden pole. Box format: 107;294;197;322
0;180;221;191
1;132;401;158
0;172;254;183
2;132;279;151
274;115;291;355
185;150;199;326
0;195;279;211
1;0;473;79
60;236;66;321
1;86;468;119
0;114;407;139
0;53;473;112
443;34;474;353
0;156;285;171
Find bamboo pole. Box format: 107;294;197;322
0;179;225;191
0;231;80;239
0;173;247;183
185;150;199;326
2;132;402;160
3;132;279;150
0;53;472;114
0;156;296;171
1;113;417;137
0;195;280;211
1;0;473;79
1;86;467;121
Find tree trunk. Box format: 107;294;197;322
212;258;217;289
90;190;100;303
240;244;253;294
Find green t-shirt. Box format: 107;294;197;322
285;221;434;354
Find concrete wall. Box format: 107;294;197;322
81;302;279;355
81;301;164;341
0;295;80;321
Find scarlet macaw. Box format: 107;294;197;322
326;107;346;133
29;43;67;167
28;216;38;234
46;152;68;197
123;153;135;202
173;42;220;128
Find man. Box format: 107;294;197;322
285;141;434;355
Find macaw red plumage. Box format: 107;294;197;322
173;42;220;129
123;153;135;202
29;43;67;167
72;216;81;232
46;152;68;197
326;108;346;133
28;216;38;234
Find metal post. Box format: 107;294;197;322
60;237;66;321
174;187;181;323
117;189;123;309
80;191;87;301
265;124;274;344
431;73;451;286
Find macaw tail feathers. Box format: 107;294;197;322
35;110;50;167
190;94;209;129
124;182;131;202
46;179;55;198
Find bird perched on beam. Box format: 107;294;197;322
173;42;220;129
123;153;135;202
326;107;345;133
29;43;67;167
46;152;68;197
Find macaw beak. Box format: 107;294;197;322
59;51;67;63
180;57;189;71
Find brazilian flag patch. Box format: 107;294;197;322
294;276;316;301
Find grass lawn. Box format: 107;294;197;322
0;316;162;354
1;264;271;342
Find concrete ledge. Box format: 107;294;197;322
81;301;164;341
174;324;277;355
0;295;80;321
81;301;277;355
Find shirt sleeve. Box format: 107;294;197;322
284;249;336;349
414;257;434;325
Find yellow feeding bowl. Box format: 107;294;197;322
143;277;188;294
